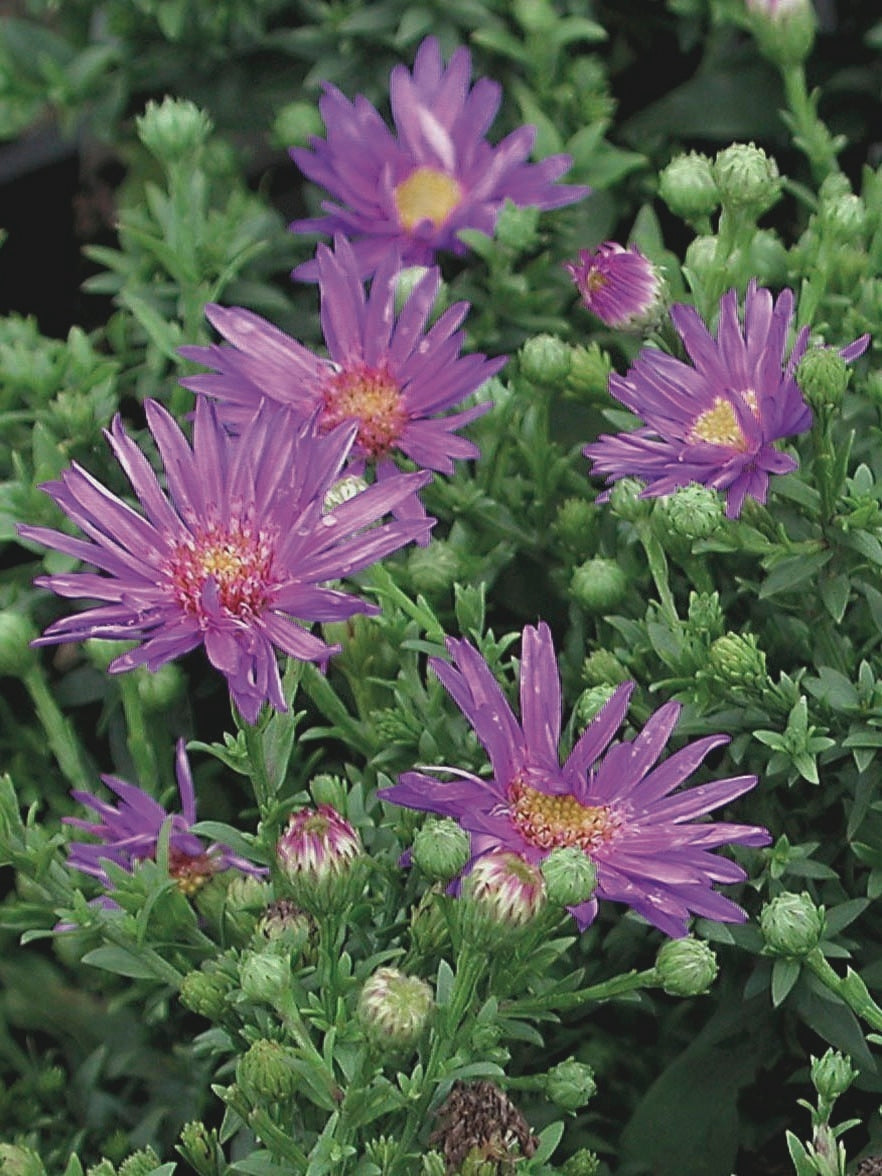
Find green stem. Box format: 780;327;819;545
241;718;272;817
23;665;92;793
805;950;882;1033
636;521;679;626
508;967;658;1015
781;64;840;183
118;674;160;788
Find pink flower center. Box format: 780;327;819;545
166;521;276;622
393;166;463;231
688;390;757;450
322;363;407;458
509;778;620;853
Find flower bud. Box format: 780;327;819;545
421;1153;447;1176
412;818;471;883
118;1148;161;1176
565;242;664;331
357;966;434;1051
574;685;617;726
0;1145;46;1176
811;1048;857;1103
540;847;598;908
566;343;613;400
277;805;363;914
519;334;572;385
658;484;724;541
824;194;866;243
655;937;719;996
561;1149;602;1176
686;591;725;642
713;143;781;215
608;476;651;522
582;649;629;687
545;1057;597;1111
179;1121;221;1170
258;898;313;949
570;558;628;614
706;632;768;693
408;540;462;595
237;1038;298;1101
494;199;540;253
658;152;720;222
683;235;718;285
179;967;233;1021
552;497;597;558
238;949;290;1005
84;638;135;670
797;347;850;412
760;891;825;957
0;610;37;678
465;851;546;928
136;97;213;164
273;100;325;149
746;0;816;67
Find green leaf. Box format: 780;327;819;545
759;550;832;598
531;1121;565;1164
771;958;801;1006
188;821;269;865
81;945;169;981
819;572;851;623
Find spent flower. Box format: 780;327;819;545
289;36;589;277
19;397;431;722
380;623;770;937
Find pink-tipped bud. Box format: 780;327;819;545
465;851;547;928
276;805;363;914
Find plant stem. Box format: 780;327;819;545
23;665;92;793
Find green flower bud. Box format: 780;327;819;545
582;649;629;687
257;898;314;954
408;540;462;595
519;334;572;386
0;1145;47;1176
421;1153;448;1176
713;143;781;215
136;97;213;164
747;229;789;285
686;591;725;642
747;0;816;67
824;194;866;243
272;100;325;149
454;582;485;636
553;497;597;558
706;632;768;693
135;661;184;710
225;873;270;915
609;476;652;521
178;1121;221;1170
237;1038;298;1101
760;891;825;957
658;484;724;542
540;847;598;908
238;949;290;1005
494;199;540;253
84;638;135;670
566;343;613;401
683;235;718;285
655;936;719;996
811;1048;857;1103
179;967;233;1021
358;967;434;1051
574;684;617;726
412;817;471;882
797;347;850;411
570;558;628;614
658;152;720;221
545;1057;597;1111
118;1148;160;1176
0;611;37;677
561;1149;602;1176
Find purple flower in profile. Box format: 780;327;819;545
565;242;664;330
289;36;589;278
379;622;770;938
583;281;870;518
19;397;431;722
65;739;264;896
180;235;505;511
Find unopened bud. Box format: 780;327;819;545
567;343;613;400
608;476;652;521
118;1148;160;1176
811;1048;857;1104
561;1149;602;1176
465;851;546;928
686;591;725;641
760;891;825;957
713;143;781;215
408;540;462;595
655;937;718;996
412;818;471;883
582;649;629;687
495;200;540;253
540;847;598;908
797;347;850;411
274;100;325;149
277;805;363;914
553;497;597;557
179;967;233;1021
574;685;617;726
824;194;866;243
323;474;369;513
136;96;213;164
746;0;816;67
519;334;572;385
545;1057;597;1111
565;242;665;331
571;558;628;614
658;152;720;222
658;484;724;541
238;950;290;1005
237;1038;298;1101
706;632;768;693
357;967;434;1050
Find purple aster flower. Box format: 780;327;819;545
289;36;589;278
583;281;870;518
179;235;505;520
565;242;664;330
379;622;770;938
18;397;431;722
65;739;265;897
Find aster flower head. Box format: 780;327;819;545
379;622;770;938
179;235;505;510
19;397;431;723
65;739;264;896
289;36;589;278
565;242;664;330
277;804;362;881
583;281;870;518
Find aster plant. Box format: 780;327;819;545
380;622;770;938
179;234;506;511
19;397;431;722
584;280;869;517
289;35;589;278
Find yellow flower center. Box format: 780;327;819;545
168;848;216;896
394;166;463;231
509;779;619;852
322;363;407;457
166;522;275;621
689;388;759;450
